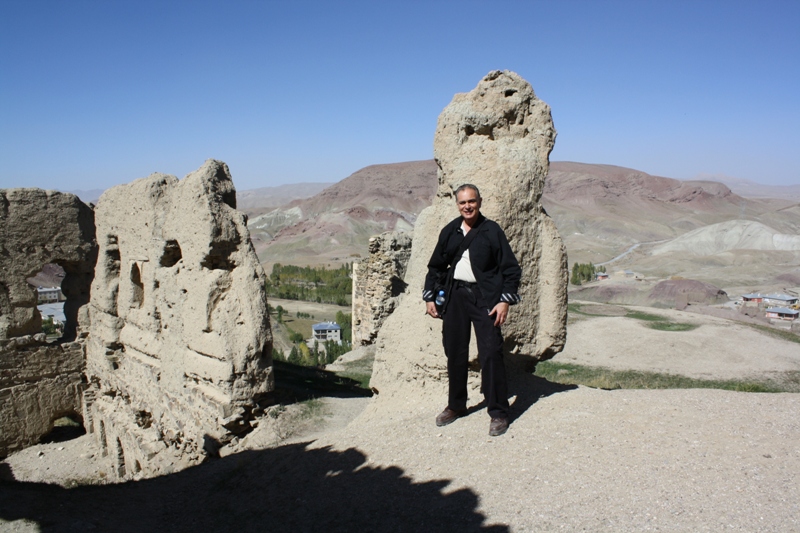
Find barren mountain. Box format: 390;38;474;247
652;220;800;255
248;160;438;268
695;174;800;200
237;182;333;215
543;162;752;263
25;263;66;288
245;159;799;292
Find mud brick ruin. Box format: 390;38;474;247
0;189;96;456
1;160;273;478
351;231;412;346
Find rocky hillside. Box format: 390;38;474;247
247;160;438;269
697;174;800;200
651;220;800;255
244;159;800;291
544;162;763;263
237;182;333;215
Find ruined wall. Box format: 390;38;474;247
0;189;96;456
84;160;272;478
351;231;413;345
369;71;568;406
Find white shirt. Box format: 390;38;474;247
453;222;477;282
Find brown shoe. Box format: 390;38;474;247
435;407;466;427
489;417;509;436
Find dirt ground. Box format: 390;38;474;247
561;302;800;382
2;305;800;532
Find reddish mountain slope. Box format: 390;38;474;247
244;160;799;290
249;160;438;267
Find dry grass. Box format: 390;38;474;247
535;361;796;393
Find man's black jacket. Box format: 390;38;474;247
423;214;521;313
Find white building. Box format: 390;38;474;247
312;322;342;344
36;286;63;303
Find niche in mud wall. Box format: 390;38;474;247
130;261;144;309
100;234;121;317
160;240;182;268
114;437;126;478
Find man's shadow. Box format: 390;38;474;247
464;353;577;422
507;358;577;422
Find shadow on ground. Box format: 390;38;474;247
507;356;579;423
0;441;507;532
461;358;578;426
270;360;373;405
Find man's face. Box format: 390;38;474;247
456;188;482;224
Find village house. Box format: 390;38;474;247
742;293;798;306
36;286;63;303
765;307;799;321
312;321;342;344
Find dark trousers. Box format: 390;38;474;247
442;283;509;419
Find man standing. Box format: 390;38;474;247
423;184;522;436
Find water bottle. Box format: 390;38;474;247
435;290;446;311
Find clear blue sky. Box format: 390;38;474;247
2;0;798;191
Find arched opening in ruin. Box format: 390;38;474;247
26;260;92;343
130;262;144;308
39;411;86;444
221;189;236;209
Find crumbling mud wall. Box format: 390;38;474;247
84;160;272;478
0;189;96;457
352;231;412;345
369;70;568;407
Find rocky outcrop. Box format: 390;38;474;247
648;279;729;309
84;160;272;478
351;232;413;345
369;70;568;407
0;189;96;456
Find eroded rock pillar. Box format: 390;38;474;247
369;70;568;409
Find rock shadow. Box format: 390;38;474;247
271;360;373;405
0;442;508;532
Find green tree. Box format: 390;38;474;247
335;311;352;342
272;347;285;362
288;345;301;364
42;317;58;336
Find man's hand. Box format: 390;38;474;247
426;301;439;319
488;302;509;326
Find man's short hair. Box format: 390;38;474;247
454;183;481;200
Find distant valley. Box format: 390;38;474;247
242;160;800;296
